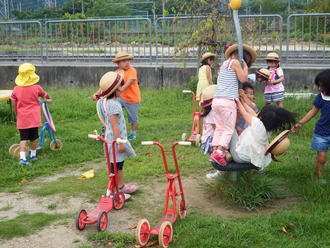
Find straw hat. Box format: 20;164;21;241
225;44;257;63
264;52;280;61
200;52;216;63
98;71;124;98
112;51;134;63
256;68;271;81
265;130;291;161
200;85;217;107
15;63;40;87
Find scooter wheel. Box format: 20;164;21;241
13;146;28;159
76;209;87;231
9;144;19;157
50;139;63;151
113;191;125;210
179;200;187;219
181;133;187;141
158;221;173;248
97;211;108;232
136;219;150;246
195;134;201;147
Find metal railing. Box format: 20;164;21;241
286;13;330;64
0;21;42;60
45;18;152;61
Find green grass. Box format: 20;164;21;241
0;213;62;239
87;232;134;248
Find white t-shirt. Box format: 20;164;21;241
235;117;272;170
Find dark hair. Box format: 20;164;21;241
106;92;116;99
201;105;212;117
242;82;254;91
230;50;253;67
315;69;330;96
258;105;296;132
200;56;215;67
266;60;280;68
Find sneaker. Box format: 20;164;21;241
121;184;138;194
124;193;131;200
209;150;227;166
128;133;136;141
30;156;38;161
19;159;30;167
206;171;222;179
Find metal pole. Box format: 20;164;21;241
233;10;243;65
162;0;165;18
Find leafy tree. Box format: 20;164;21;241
86;0;132;17
305;0;330;13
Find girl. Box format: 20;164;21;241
264;52;285;108
292;69;330;180
228;95;296;170
210;44;256;166
196;52;216;101
98;71;137;198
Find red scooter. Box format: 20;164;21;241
135;141;190;248
75;134;127;232
181;90;201;146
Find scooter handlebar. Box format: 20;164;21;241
141;141;154;145
177;141;191;146
182;90;192;94
88;134;99;140
116;138;127;144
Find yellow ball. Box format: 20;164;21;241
229;0;241;10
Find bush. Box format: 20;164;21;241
188;75;198;93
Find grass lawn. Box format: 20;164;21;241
0;87;329;247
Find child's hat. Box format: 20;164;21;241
98;71;124;98
256;68;271;81
265;130;290;161
264;52;280;61
15;63;40;87
112;51;134;63
200;52;216;62
225;44;257;63
200;85;217;107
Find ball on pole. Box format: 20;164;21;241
229;0;241;10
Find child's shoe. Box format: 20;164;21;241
206;170;222;179
128;133;136;141
124;193;131;200
30;156;38;161
121;184;138;194
209;150;227;166
19;159;30;167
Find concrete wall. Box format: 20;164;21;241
0;63;325;91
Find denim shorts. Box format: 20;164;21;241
264;91;284;103
311;134;330;152
118;97;140;124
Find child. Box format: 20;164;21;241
93;51;141;141
229;97;296;170
97;71;137;197
264;52;285;108
196;52;216;101
236;83;258;135
210;44;256;166
292;69;330;180
10;63;51;166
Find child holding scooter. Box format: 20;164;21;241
292;69;330;181
97;71;137;198
10;63;51;166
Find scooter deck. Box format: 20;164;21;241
87;196;113;219
149;213;176;235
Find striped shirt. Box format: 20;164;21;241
214;59;239;99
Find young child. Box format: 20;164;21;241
196;52;216;101
93;51;141;141
97;71;137;198
236;82;258;135
210;44;256;166
264;52;285;108
229;97;296;170
10;63;51;166
292;69;330;180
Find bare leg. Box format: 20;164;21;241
117;170;124;187
131;123;138;132
276;101;284;108
19;140;26;152
316;151;327;179
30;140;37;150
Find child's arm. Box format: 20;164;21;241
91;88;102;100
238;89;255;110
206;66;213;85
110;114;126;153
231;59;248;83
236;99;253;126
119;79;134;92
292;106;319;132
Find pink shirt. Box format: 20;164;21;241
202;110;215;143
264;67;285;94
11;85;47;129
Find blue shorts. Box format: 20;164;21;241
311;134;330;152
118;97;140;124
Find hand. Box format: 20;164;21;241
46;99;52;103
118;143;126;153
267;80;273;85
291;123;302;133
242;60;248;69
238;89;245;97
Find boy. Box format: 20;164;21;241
11;63;51;166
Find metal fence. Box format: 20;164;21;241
286;13;330;64
0;14;328;64
0;21;42;60
45;18;152;61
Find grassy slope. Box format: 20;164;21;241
0;88;329;246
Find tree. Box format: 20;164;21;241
86;0;132;17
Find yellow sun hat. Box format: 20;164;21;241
15;63;40;87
